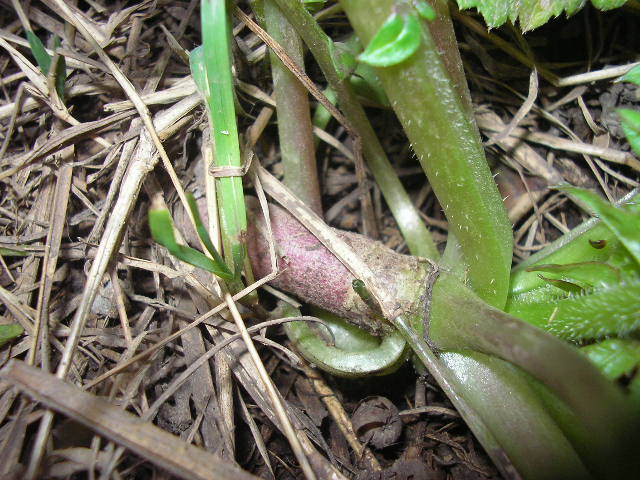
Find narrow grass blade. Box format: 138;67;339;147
185;192;227;267
200;0;248;281
26;31;51;74
0;247;28;257
149;208;233;281
0;324;23;346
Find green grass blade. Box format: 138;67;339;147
0;324;24;346
185;193;227;267
0;247;28;257
52;35;66;100
149;208;233;281
200;0;248;281
26;30;52;75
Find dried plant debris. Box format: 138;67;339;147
0;2;637;480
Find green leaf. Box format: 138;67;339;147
358;12;421;67
26;32;66;100
620;65;640;86
0;324;24;346
527;261;622;291
185;193;228;269
413;0;436;20
561;186;640;266
26;30;52;75
52;36;66;101
189;46;209;98
618;108;640;157
303;0;326;13
149;208;234;281
0;247;28;257
590;0;627;10
456;0;628;31
507;276;640;341
582;338;640;380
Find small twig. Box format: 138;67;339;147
485;68;538;146
1;361;257;480
225;293;318;480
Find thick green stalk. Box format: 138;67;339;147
427;273;640;479
201;0;247;282
272;0;438;260
264;0;322;215
393;314;587;479
341;0;512;308
438;351;589;479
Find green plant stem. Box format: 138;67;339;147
427;273;640;478
341;0;512;308
438;350;589;479
393;314;587;479
264;0;323;215
201;0;247;284
271;0;438;260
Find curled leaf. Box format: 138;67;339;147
358;12;421;67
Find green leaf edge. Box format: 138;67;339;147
358;12;422;68
560;186;640;266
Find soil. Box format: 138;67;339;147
0;1;638;479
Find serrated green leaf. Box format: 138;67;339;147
582;338;640;380
590;0;627;10
358;12;421;67
0;324;24;346
620;65;640;86
454;0;636;32
149;208;233;281
561;186;640;266
618;108;640;157
26;30;52;75
413;0;436;21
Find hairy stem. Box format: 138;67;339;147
272;0;438;259
341;0;512;308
